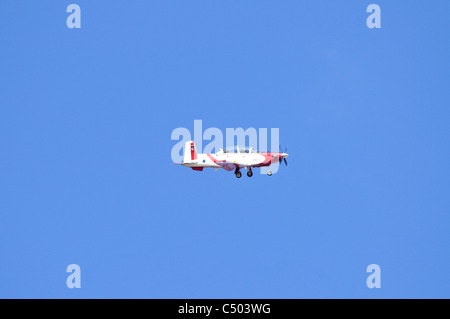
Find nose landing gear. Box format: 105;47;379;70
247;167;253;177
235;168;242;178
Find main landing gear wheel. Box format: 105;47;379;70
235;171;242;178
267;170;272;176
247;169;253;177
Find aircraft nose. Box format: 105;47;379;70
281;153;288;158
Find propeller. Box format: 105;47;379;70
279;145;288;167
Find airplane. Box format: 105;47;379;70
177;141;288;178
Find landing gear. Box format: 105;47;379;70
247;168;253;177
235;168;242;178
267;170;272;176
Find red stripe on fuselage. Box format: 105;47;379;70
206;154;226;164
190;142;197;160
253;152;282;167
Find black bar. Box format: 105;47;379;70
0;299;445;317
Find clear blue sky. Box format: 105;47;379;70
1;1;449;298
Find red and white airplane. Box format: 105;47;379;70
179;141;288;178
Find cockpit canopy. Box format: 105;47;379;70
219;146;258;154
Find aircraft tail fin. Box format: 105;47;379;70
183;140;198;163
